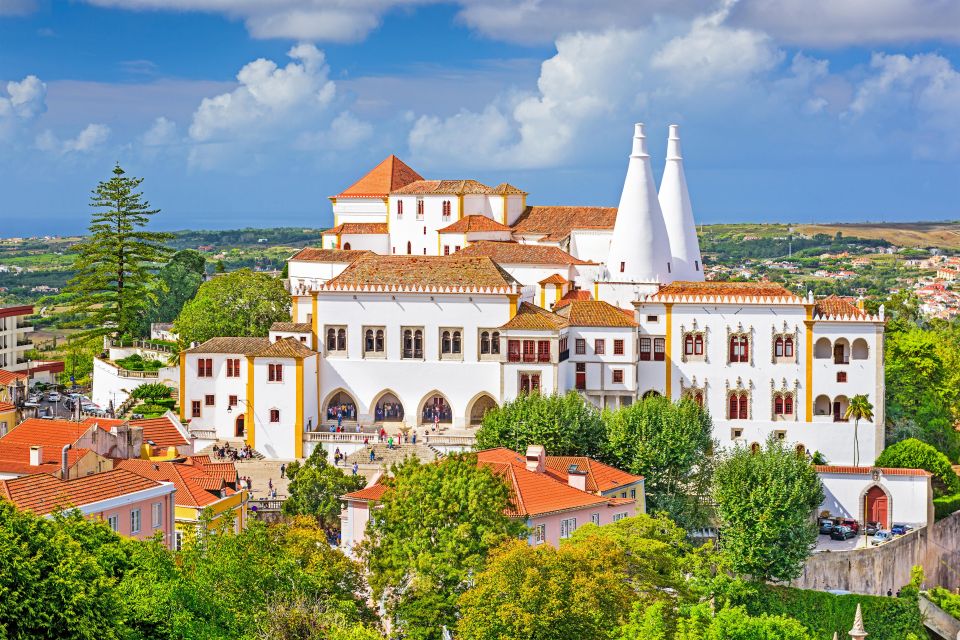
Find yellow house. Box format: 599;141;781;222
115;456;248;549
0;402;16;438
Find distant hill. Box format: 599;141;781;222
795;222;960;250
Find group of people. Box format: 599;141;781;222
326;403;356;422
214;443;255;461
375;401;403;421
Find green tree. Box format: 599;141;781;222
131;382;172;402
456;538;635;640
361;454;525;639
142;249;207;332
282;447;365;531
474;392;607;458
215;259;226;273
844;394;874;467
173;269;290;346
675;605;812;640
603;396;715;529
60;164;172;340
713;438;824;582
875;438;960;496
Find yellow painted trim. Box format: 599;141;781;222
291;296;299;322
501;195;507;224
539;287;545;308
179;351;186;421
334;214;339;227
458;194;464;220
555;285;562;303
311;294;319;351
508;293;519;317
805;305;814;420
665;303;673;398
593;282;599;300
438;235;442;256
295;360;304;459
246;356;255;450
384;197;390;233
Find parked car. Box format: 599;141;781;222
818;519;835;535
891;524;914;535
47;391;61;402
28;393;42;404
865;521;880;536
830;525;856;540
839;518;860;534
872;530;893;546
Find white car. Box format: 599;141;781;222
872;530;893;546
47;392;61;402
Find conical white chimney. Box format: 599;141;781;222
605;123;673;285
659;124;704;282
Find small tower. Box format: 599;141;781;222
659;124;704;282
604;123;673;285
848;603;868;640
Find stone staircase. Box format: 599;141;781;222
343;442;441;468
194;438;266;461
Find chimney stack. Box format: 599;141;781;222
525;445;545;474
659;124;704;282
29;445;42;466
567;465;587;491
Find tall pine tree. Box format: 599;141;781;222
62;164;172;340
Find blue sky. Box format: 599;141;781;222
1;0;960;235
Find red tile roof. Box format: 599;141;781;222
815;465;932;477
115;459;227;508
0;370;27;386
322;223;389;236
1;418;93;448
489;183;527;195
0;444;94;476
182;456;239;486
554;300;638;327
437;215;513;234
323;254;518;291
0;305;33;320
457;241;592;265
651;281;799;301
539;273;568;285
393;179;492;195
0;469;167;515
130;415;189;448
334;155;423;198
252;336;316;359
814;295;866;318
544;456;643;493
289;247;373;263
0;402;14;413
500;302;568;331
511;206;618;242
552;289;593;310
342;483;388;502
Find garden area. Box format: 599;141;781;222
128;383;176;418
114;353;168;372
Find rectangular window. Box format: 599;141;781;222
152;502;162;528
175;531;183;551
364;327;386;356
639;338;651;361
653;338;665;361
325;326;347;353
191;401;201;418
533;523;546;544
591;513;600;526
270;409;280;423
228;395;238;407
630;488;636;499
646;315;658;322
197;357;213;378
612;369;624;383
131;508;141;534
507;339;521;362
268;363;283;382
613;512;628;522
560;517;577;539
519;373;541;394
443;245;450;256
537;340;551;363
837;371;847;382
401;327;424;359
522;340;536;363
594;339;605;355
614;339;624;355
107;515;119;532
226;358;240;377
455;245;461;252
396;200;403;218
204;394;215;406
575;338;586;355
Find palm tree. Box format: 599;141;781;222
844;394;874;467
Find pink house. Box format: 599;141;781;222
340;445;644;554
0;468;177;548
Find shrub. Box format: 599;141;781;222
875;438;960;496
933;493;960;520
131;383;172;402
135;403;170;416
927;587;960;621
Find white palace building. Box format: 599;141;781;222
180;124;885;466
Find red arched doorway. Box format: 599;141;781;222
235;414;245;438
866;485;889;529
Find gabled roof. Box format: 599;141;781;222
289;248;373;263
0;369;27;386
0;469;167;515
457;241;592;265
270;322;313;333
437;215;513;234
321;223;389;236
500;302;568;331
511;206;618;242
115;459;228;508
555;300;638;328
814;295;866;318
130;415;189;448
392;179;492;195
182;455;239;486
544;456;643;493
252;337;316;359
334;155;423;198
650;281;801;302
322;255;518;292
0;444;94;476
342;483;388;502
552;289;593;310
489;183;527;195
1;418;93;448
539;273;568;285
185;337;270;355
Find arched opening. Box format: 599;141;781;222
814;337;832;359
406;241;412;255
234;414;245;438
814;394;831;416
833;395;850;422
325;389;358;423
372;391;404;422
728;392;748;419
865;485;890;529
833;338;850;364
420;392;453;425
468;394;498;427
342;242;351;250
852;338;869;360
642;389;662;399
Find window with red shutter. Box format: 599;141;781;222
508;340;521;362
738;394;748;419
594;339;605;355
191;401;201;417
537;340;550;362
653;338;665;361
270;409;280;423
614;339;624;355
639;338;651;361
612;369;624;383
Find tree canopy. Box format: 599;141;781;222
173;268;290;346
712;438;824;582
282;447;365;530
139;249;207;334
875;437;960;496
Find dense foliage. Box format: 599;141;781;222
139;249;207;334
713;438;824;582
173;268;290;346
282;447;366;531
927;587;960;621
874;438;960;495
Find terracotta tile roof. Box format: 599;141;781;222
651;281;800;301
334;155;423;198
1;418;93;448
0;370;27;386
130;415;188;448
500;302;568;331
0;402;14;413
814;295;866;318
489;183;527;195
116;459;226;508
393;179;491;195
538;273;568;285
544;456;643;493
0;469;167;515
182;456;238;486
323;255;518;291
342;483;387;502
552;289;593;310
0;444;94;476
185;337;270;355
82;417;124;431
511;206;618;242
815;465;932;477
289;247;373;263
270;322;313;333
252;336;316;359
437;215;513;234
457;241;592;265
321;223;389;236
555;300;638;327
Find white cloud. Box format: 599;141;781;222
36;123;111;154
141;116;179;147
0;75;47;138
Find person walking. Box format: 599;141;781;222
352;462;358;476
369;448;375;463
280;463;286;479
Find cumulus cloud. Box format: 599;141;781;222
36;123;111;154
0;75;47;137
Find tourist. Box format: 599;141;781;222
369;449;375;463
352;462;358;476
388;436;394;450
279;463;286;479
337;410;343;430
411;431;417;445
268;478;273;492
334;447;341;463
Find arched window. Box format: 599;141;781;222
326;328;336;351
491;331;500;354
406;241;412;255
397;200;403;217
694;334;703;355
750;442;761;454
375;330;384;352
684;334;694;355
480;331;490;354
784;393;793;415
775;394;784;415
442;200;451;217
784;336;794;358
728;394;739;419
336;328;346;351
365;329;374;352
795;444;806;458
694;390;704;408
729;392;748;419
414;329;423;358
739;394;748;419
729;335;749;363
416;199;424;219
441;331;451;354
775;336;784;357
403;329;413;359
452;331;462;354
343;242;351;250
851;338;869;360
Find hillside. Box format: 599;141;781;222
795;222;960;250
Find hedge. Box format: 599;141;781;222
875;438;960;496
732;584;926;640
934;493;960;520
